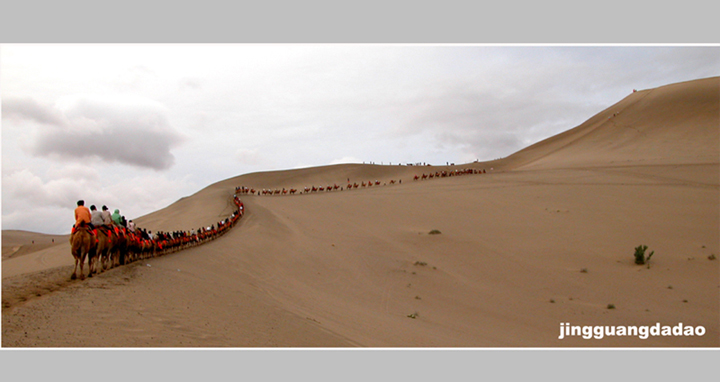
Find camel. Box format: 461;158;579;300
125;233;142;263
111;228;128;267
90;227;112;275
99;228;117;271
70;223;96;280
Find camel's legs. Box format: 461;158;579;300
78;253;86;280
72;256;79;280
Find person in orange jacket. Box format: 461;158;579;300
74;200;92;227
72;200;94;235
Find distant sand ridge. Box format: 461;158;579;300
3;77;718;347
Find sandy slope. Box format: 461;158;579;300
3;77;718;347
504;77;719;170
1;231;67;261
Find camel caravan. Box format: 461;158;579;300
413;168;486;181
234;167;488;197
68;165;486;280
69;195;245;280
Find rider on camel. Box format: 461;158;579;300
101;205;112;225
90;205;104;227
92;205;114;239
73;200;93;235
111;209;122;226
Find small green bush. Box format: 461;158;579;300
607;304;616;309
428;229;442;235
634;245;654;265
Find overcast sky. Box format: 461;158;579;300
2;44;719;234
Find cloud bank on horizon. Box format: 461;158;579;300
2;44;719;234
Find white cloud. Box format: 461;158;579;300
2;97;66;126
7;94;187;170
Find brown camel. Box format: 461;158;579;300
111;229;128;267
93;227;113;274
125;233;142;263
69;224;96;280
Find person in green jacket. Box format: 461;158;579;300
111;209;122;226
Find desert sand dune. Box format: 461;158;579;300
503;77;719;170
3;77;718;347
2;231;67;261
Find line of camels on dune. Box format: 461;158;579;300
68;195;244;281
68;166;489;281
235;167;489;196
